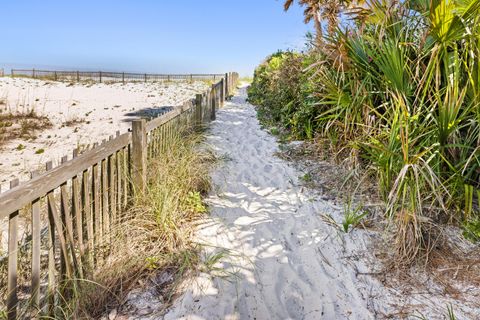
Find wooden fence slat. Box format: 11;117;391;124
7;179;19;320
92;160;102;252
47;193;73;278
60;156;80;279
123;146;129;209
108;153;116;229
116;149;122;217
30;171;41;317
101;158;110;243
82;168;94;269
161;123;166;153
72;149;85;278
45;161;56;316
59;157;69;280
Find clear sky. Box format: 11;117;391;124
0;1;312;76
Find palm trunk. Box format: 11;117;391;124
314;13;323;47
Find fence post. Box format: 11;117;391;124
195;94;203;127
32;68;36;79
99;71;102;83
122;72;125;84
11;69;14;77
144;73;147;83
131;119;147;196
210;84;216;121
220;78;225;107
224;73;229;99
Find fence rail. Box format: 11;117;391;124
0;71;239;319
10;68;227;83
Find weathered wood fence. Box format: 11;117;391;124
0;72;239;319
10;69;227;83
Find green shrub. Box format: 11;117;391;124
250;0;480;264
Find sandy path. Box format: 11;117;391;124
162;86;374;319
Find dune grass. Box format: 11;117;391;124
0;109;52;146
33;130;216;319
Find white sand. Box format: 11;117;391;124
152;86;478;320
158;86;373;319
0;77;209;191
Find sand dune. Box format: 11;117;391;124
0;77;209;191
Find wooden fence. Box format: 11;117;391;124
0;72;239;319
10;69;227;83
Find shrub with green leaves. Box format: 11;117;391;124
250;0;480;264
248;51;320;138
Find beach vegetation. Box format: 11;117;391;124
249;0;480;264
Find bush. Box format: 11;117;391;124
249;0;480;264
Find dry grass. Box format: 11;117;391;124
0;109;52;146
61;117;86;128
71;130;215;318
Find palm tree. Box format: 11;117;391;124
284;0;358;41
284;0;324;45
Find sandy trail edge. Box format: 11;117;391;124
161;86;374;320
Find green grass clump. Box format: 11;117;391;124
249;0;480;264
463;218;480;242
342;203;367;233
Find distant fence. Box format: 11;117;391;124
10;69;226;83
0;71;239;319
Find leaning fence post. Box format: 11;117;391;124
131;119;147;196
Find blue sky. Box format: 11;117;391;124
1;1;312;76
